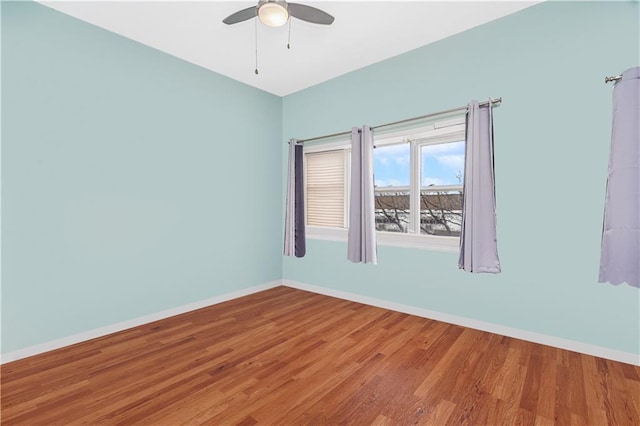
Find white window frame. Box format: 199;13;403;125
304;116;465;252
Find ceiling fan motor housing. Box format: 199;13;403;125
258;1;290;27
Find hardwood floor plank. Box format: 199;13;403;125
555;363;573;425
534;345;559;424
606;360;640;424
423;399;457;425
412;326;469;399
2;287;638;425
371;413;394;426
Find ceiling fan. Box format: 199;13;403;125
223;0;335;27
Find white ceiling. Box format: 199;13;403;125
38;1;540;96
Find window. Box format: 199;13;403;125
304;117;465;251
373;144;410;233
420;141;464;237
305;148;348;228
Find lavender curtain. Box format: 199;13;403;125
458;101;501;273
347;126;377;264
599;66;639;287
284;139;306;257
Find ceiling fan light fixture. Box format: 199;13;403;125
258;2;289;27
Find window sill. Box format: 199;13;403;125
377;231;459;252
306;227;459;253
306;226;347;242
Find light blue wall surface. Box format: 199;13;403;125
1;2;282;353
283;1;640;356
2;1;639;358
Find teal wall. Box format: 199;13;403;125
2;1;639;359
283;2;640;356
1;2;282;353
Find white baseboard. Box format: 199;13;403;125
5;279;638;366
282;279;640;366
1;281;281;364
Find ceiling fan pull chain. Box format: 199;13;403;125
254;17;259;74
287;18;291;49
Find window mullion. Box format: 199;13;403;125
409;140;421;234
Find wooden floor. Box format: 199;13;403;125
2;287;639;425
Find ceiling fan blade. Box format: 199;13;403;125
288;3;334;25
223;6;258;25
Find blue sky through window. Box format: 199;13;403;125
421;141;465;186
373;141;465;187
373;144;410;187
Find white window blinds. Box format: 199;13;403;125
305;150;346;227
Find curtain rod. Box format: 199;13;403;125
298;97;502;144
605;75;622;83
